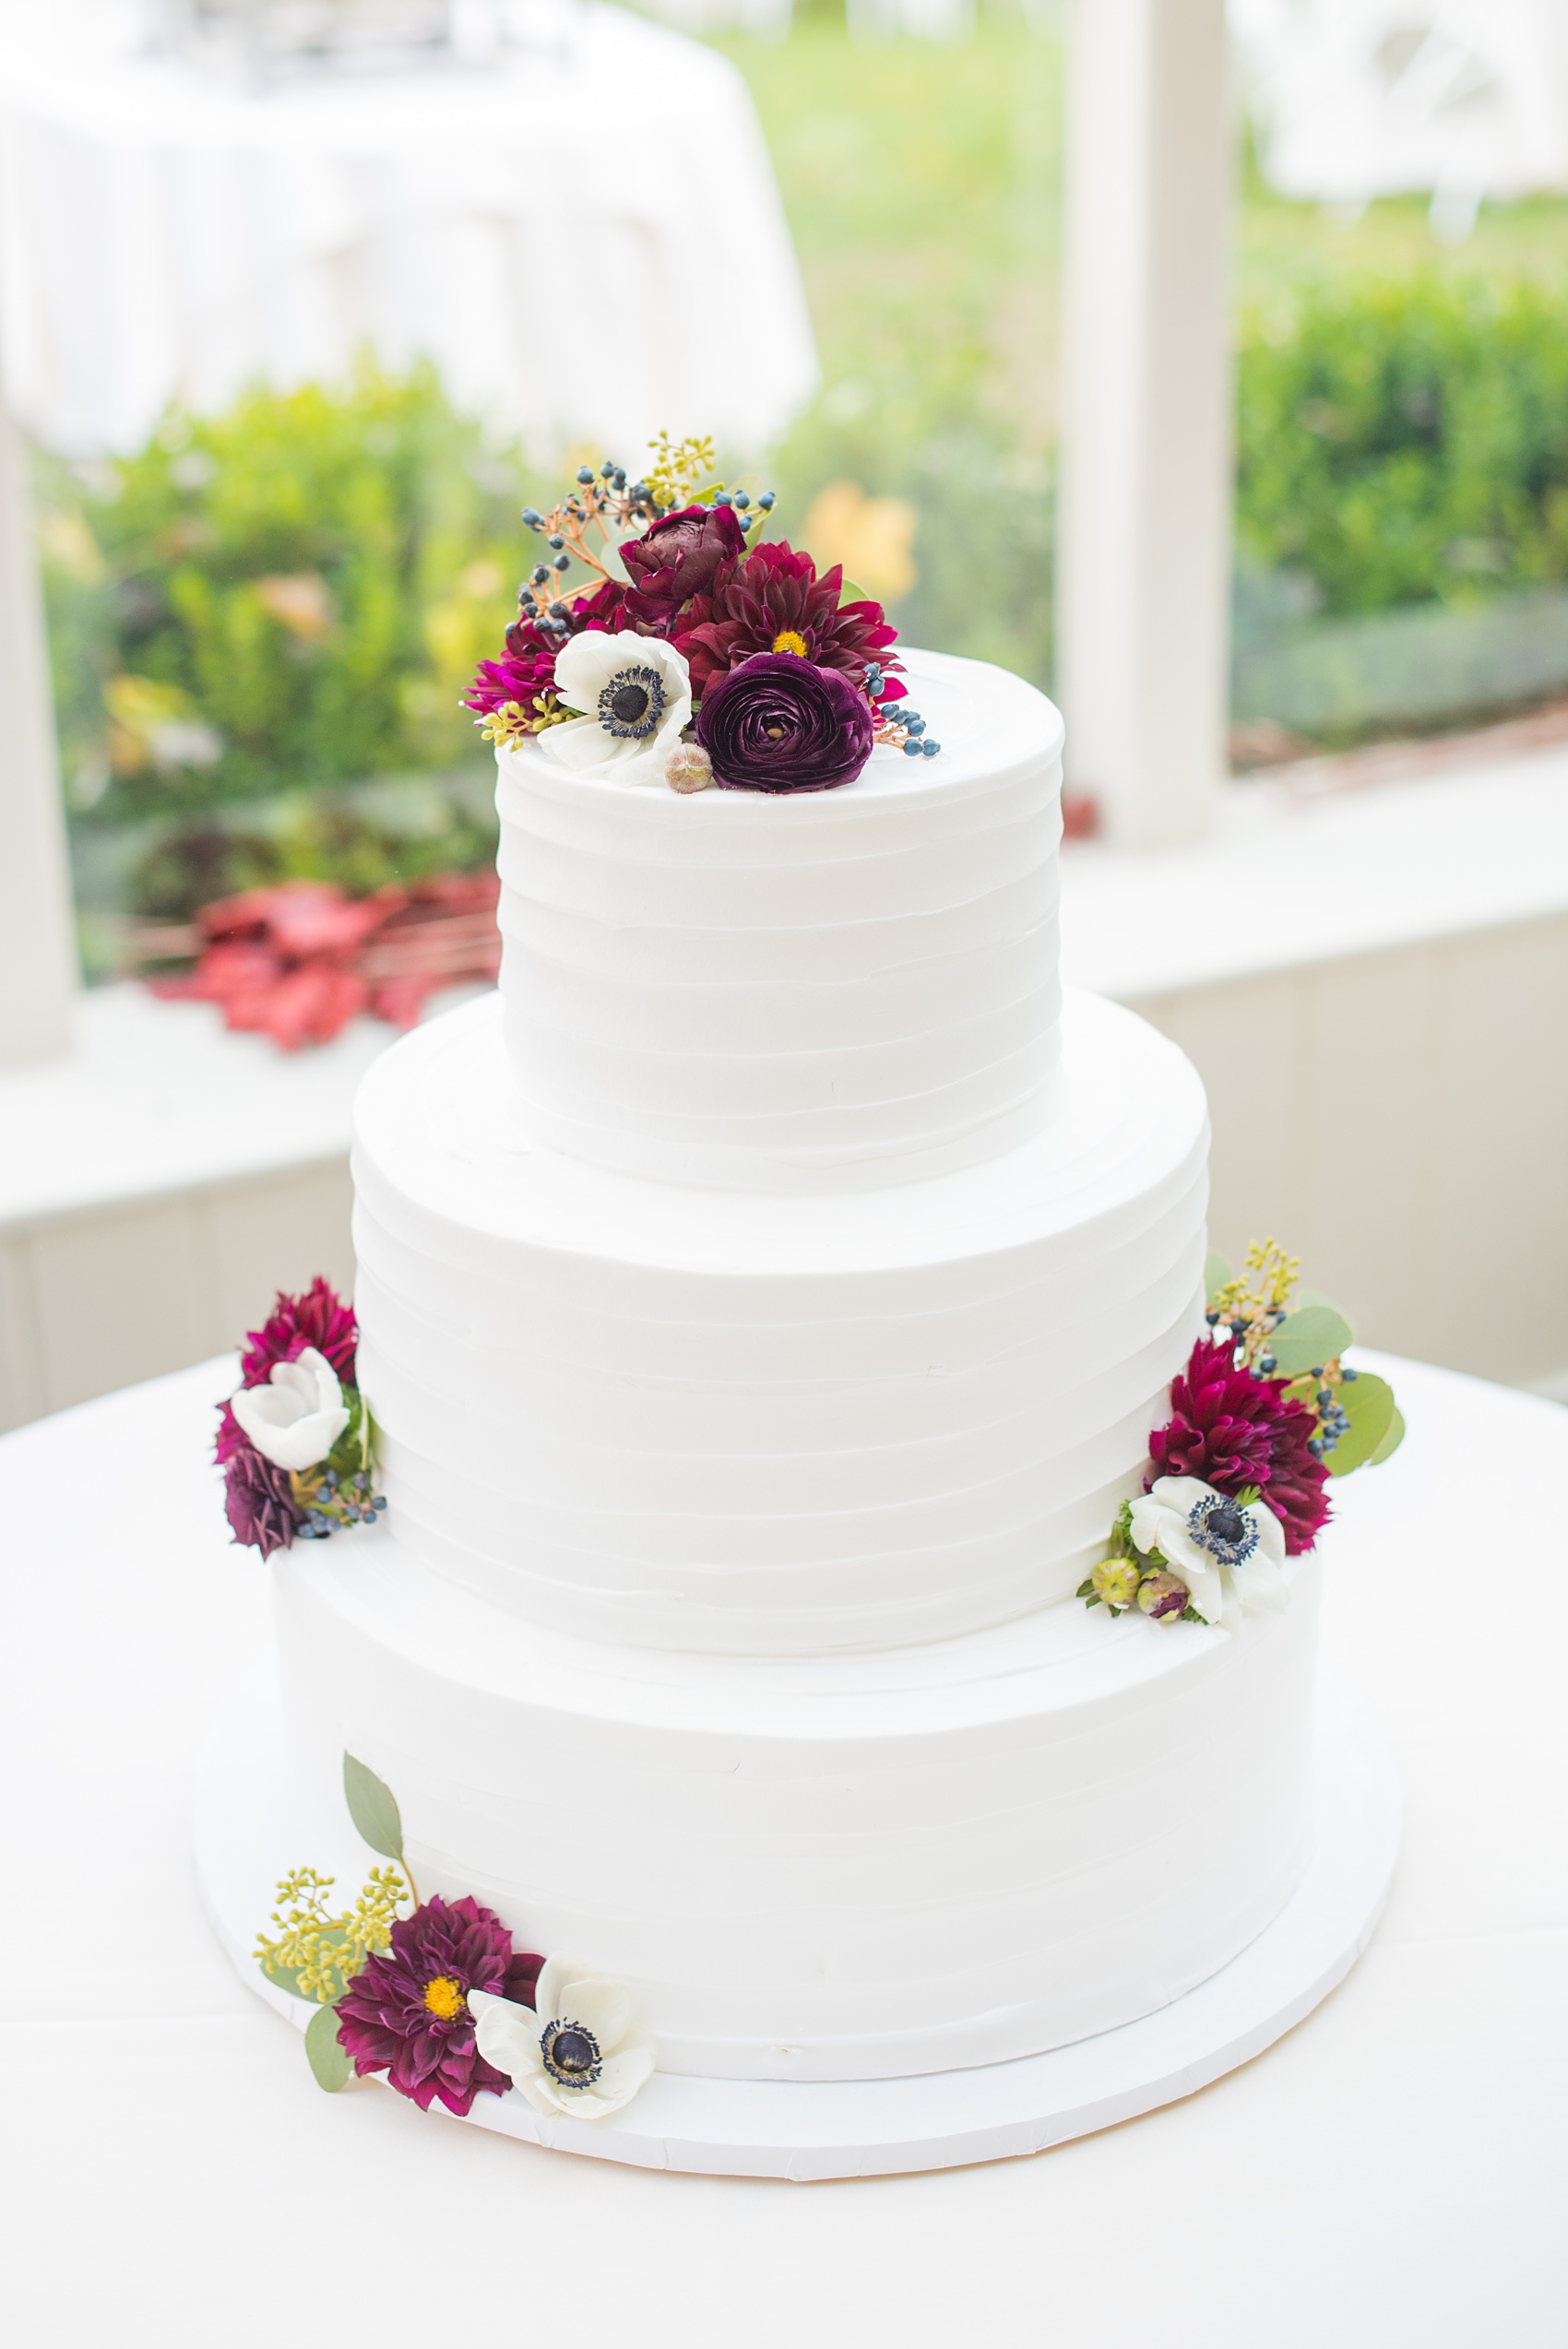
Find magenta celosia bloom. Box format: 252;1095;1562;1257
223;1440;300;1557
335;1895;543;2117
1147;1336;1330;1556
463;615;559;718
465;586;627;719
240;1276;358;1388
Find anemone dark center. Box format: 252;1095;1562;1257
540;2018;603;2085
598;666;665;740
1189;1494;1259;1564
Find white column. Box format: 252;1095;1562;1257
1056;0;1233;848
0;395;76;1062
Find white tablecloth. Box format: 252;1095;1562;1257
3;1350;1564;2345
0;1;817;456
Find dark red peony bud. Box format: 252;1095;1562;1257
622;503;747;618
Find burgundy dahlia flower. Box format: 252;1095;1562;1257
674;541;902;702
239;1276;358;1389
1147;1336;1330;1556
695;651;875;793
622;501;747;618
335;1895;544;2117
223;1440;300;1558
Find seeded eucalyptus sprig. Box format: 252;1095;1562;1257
255;1864;409;2006
515;432;779;635
1205;1238;1404;1474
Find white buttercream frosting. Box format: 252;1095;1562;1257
349;988;1208;1657
265;645;1322;2088
274;1530;1317;2082
494;648;1064;1192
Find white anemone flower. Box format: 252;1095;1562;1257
540;631;693;786
229;1346;350;1473
1127;1476;1289;1632
469;1954;655;2121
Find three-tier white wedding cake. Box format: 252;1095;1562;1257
269;647;1318;2085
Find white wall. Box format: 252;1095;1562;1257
1129;910;1568;1391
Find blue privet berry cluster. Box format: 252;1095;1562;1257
876;687;942;759
516;455;778;635
1206;1296;1360;1459
1206;1299;1288;1370
1306;1367;1357;1459
710;485;776;537
297;1469;388;1540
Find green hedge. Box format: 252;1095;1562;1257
1236;273;1568;618
40;362;522;828
41;267;1568;941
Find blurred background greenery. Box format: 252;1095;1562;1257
36;9;1568;968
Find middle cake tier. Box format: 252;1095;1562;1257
351;987;1208;1658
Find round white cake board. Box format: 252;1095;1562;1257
194;1665;1398;2182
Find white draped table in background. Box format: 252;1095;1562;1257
0;0;818;457
2;1351;1564;2345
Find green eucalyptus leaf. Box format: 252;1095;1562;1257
1369;1403;1407;1466
304;2001;352;2093
1266;1304;1355;1377
1204;1252;1233;1304
838;575;873;606
325;1393;371;1480
1323;1373;1396;1476
343;1753;403;1859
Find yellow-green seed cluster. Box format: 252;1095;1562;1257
255;1864;408;2005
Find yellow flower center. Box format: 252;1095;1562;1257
770;630;809;658
422;1975;465;2021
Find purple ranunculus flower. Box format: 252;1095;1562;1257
695;651;875;793
223;1440;300;1558
335;1895;544;2118
622;502;746;619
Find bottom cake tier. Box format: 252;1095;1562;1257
272;1535;1319;2083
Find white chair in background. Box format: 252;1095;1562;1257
1231;0;1568;239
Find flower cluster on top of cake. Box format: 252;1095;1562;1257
217;1277;385;1558
464;432;939;795
256;1752;654;2123
1081;1239;1404;1633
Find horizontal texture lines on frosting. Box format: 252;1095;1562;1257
274;1543;1315;2079
493;787;1055;929
493;648;1064;1190
347;997;1208;1656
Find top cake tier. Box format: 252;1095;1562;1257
495;648;1064;1192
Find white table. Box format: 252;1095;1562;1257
0;0;817;457
4;1350;1564;2344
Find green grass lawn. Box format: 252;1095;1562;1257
717;18;1568;693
